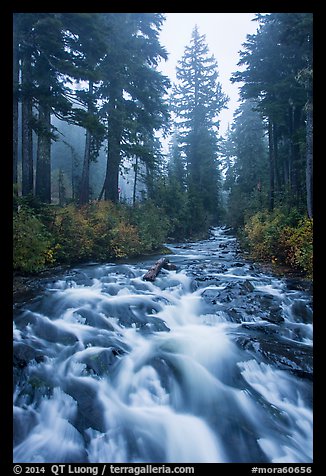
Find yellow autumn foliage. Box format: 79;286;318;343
243;209;313;278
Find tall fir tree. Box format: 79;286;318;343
16;13;36;197
62;13;108;205
15;13;75;202
171;25;228;231
98;13;170;203
222;99;269;229
231;13;312;216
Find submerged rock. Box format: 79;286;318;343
239;280;255;294
63;378;107;433
13;406;38;446
77;347;125;376
290;300;313;324
262;306;284;324
13;342;45;368
235;324;313;380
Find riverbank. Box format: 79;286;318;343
238;251;313;290
239;210;313;279
13;224;213;302
13;245;172;304
13;232;313;303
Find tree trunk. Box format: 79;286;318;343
103;86;122;203
79;80;93;205
268;118;275;212
133;155;139;205
273;122;281;193
143;258;176;281
306;101;313;219
281;137;289;190
21;53;33;197
145;163;154;200
79;129;91;205
35;103;51;203
103;127;120;203
58;168;66;206
13;16;19;189
290;105;302;206
285;103;293;192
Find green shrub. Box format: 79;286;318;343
51;204;94;263
244;210;285;261
131;201;171;252
51;201;144;262
87;201;141;259
13;198;186;274
280;218;313;277
13;208;55;273
243;208;313;277
109;220;141;258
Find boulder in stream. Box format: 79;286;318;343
235;324;313;380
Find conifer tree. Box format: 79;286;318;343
61;13;107;205
13;14;19;190
222;99;269;228
16;13;37;197
231;13;312;215
98;13;170;203
171;25;228;231
18;13;74;202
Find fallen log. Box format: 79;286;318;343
143;258;176;281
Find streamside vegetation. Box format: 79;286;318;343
225;13;313;277
13;198;171;273
13;13;313;278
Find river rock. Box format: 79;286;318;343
231;262;246;267
76;308;115;331
101;301;169;333
239;280;255;294
249;293;283;322
139;317;170;334
214;280;255;303
33;318;79;345
285;278;313;293
235;325;313;379
200;278;286;325
78;347;125;376
260;338;312;378
13;342;45;368
290;300;313;324
262;305;284;324
227;307;249;323
13;406;38;445
63;378;107;433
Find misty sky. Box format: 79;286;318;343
158;13;259;135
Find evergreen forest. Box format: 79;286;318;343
13;13;313;278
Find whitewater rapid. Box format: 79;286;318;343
13;227;313;463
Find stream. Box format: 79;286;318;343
13;227;313;463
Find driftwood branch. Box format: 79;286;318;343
143;258;177;282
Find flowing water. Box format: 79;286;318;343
13;227;313;463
